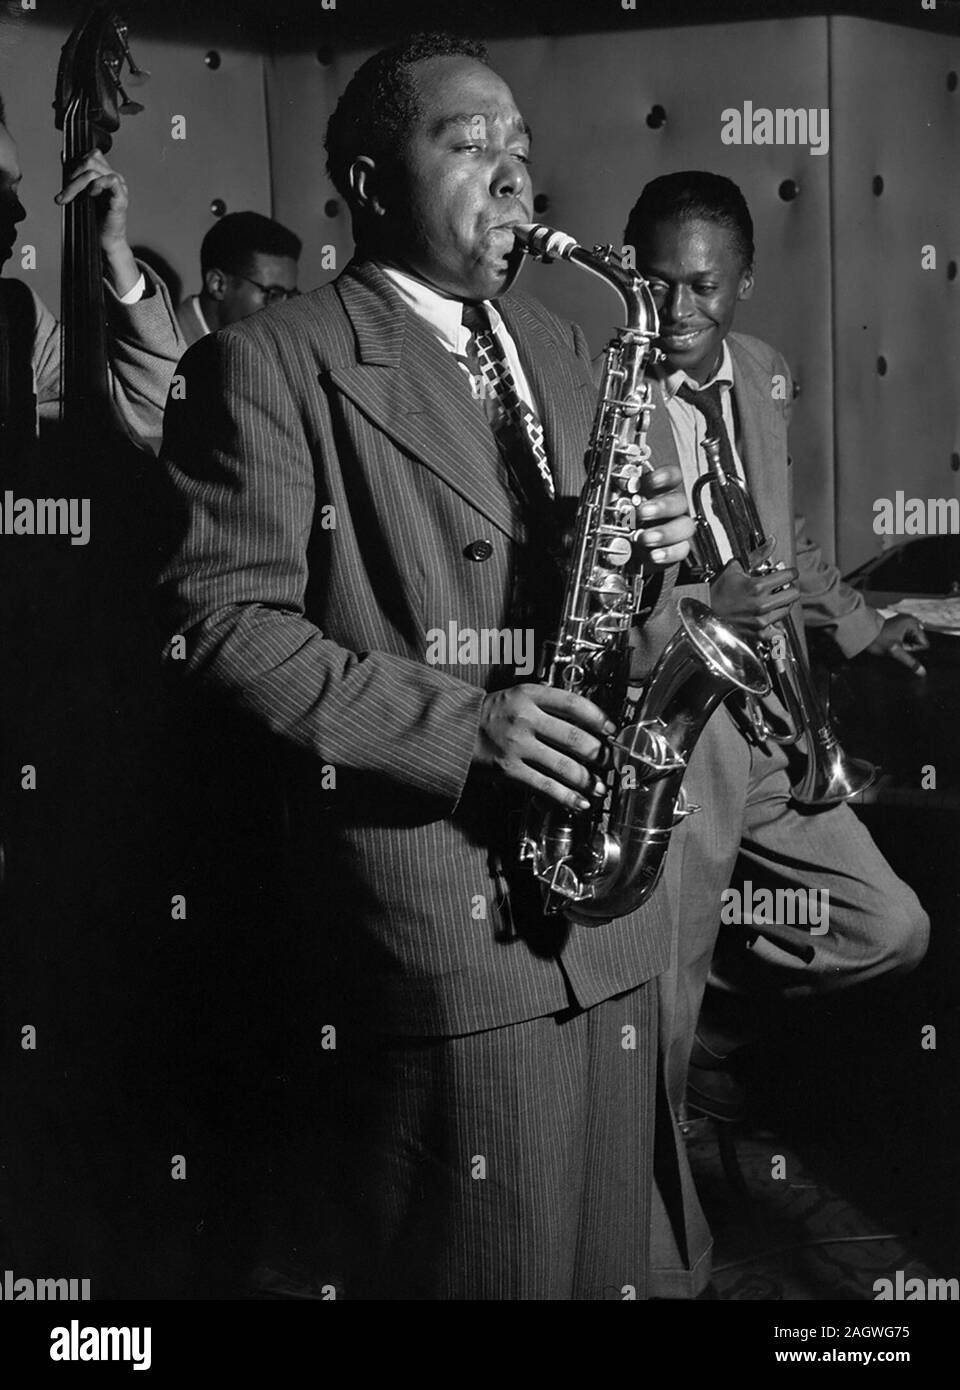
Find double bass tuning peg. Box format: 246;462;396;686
118;87;144;116
116;30;148;114
116;21;150;87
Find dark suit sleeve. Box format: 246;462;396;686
156;329;485;807
774;351;882;658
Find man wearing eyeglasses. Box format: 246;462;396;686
177;210;301;345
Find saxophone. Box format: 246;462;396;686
515;223;769;922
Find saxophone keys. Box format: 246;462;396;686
611;461;643;493
559;660;588;691
598;535;633;567
542;859;585;905
618;443;652;469
613;721;685;777
673;788;701;821
592;611;630;637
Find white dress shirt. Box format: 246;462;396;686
116;272;146;305
184;293;211;336
378;263;538;413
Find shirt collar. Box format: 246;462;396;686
659;338;734;402
190;294;212;336
377;263;504;354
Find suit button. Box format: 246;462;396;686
465;539;493;561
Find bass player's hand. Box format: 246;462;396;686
56;148;140;297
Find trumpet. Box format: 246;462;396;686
691;434;876;807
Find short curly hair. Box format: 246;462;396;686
200;211;302;276
325;32;489;203
624;171;755;270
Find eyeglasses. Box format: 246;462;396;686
231;272;300;304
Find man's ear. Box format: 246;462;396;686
349;156;388;218
738;265;755;302
204;268;227;301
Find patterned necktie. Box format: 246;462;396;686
459;300;556;507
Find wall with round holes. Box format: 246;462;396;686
829;19;960;571
0;18;270;335
265;15;960;571
2;11;957;571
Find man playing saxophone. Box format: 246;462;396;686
157;33;698;1300
622;171;930;1297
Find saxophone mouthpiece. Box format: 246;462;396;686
514;223;579;261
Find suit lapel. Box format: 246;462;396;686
496;295;596;495
728;336;789;547
330;261;521;540
648;378;682;475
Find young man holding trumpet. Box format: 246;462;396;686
623;171;930;1297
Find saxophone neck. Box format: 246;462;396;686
514;222;661;344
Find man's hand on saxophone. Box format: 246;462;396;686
473;685;615;812
472;460;694;810
633;463;696;565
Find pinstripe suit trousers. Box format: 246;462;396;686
334;985;658;1300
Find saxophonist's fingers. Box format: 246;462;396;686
529;685;618;739
524;767;594;812
526;746;607;802
641;463;684;494
635;514;695;565
638;489;688;520
649;541;692;565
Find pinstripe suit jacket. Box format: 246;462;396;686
157;258;674;1036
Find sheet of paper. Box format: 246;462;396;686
889;596;960;631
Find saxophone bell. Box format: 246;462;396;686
521;598;769;922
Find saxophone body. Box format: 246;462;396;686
691;435;876;806
514;224;769;922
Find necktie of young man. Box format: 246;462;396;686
676;380;737;474
675;379;742;569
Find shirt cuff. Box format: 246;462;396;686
116;272;146;305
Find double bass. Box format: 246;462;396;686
1;4;154;1014
55;1;146;440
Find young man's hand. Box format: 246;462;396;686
709;539;799;640
866;614;929;675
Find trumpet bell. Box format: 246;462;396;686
792;743;877;807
